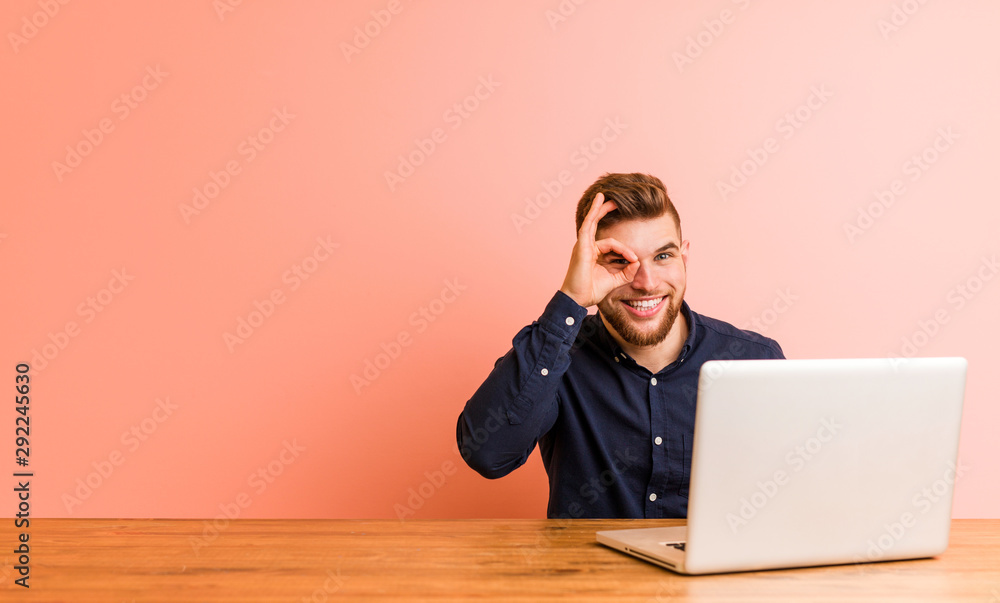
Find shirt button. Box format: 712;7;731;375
654;436;662;446
649;493;657;502
650;377;657;386
614;357;619;363
565;316;575;326
540;368;549;376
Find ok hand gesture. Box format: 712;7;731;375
559;193;640;308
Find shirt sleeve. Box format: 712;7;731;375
456;290;589;479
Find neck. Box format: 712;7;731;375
601;311;689;374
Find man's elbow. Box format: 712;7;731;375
457;440;516;480
464;457;512;480
456;426;524;480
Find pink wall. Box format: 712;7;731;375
2;1;997;520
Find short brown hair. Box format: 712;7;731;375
574;173;681;238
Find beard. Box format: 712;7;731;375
598;293;683;347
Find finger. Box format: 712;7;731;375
594;237;638;262
605;250;640;289
588;192;605;217
594;198;619;222
618;258;640;284
581;201;619;246
579;193;613;238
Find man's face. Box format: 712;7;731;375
595;213;689;348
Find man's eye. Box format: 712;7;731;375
657;253;672;260
609;258;630;264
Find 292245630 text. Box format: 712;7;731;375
13;362;32;588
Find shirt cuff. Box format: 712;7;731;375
537;290;589;341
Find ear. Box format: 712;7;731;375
680;239;690;268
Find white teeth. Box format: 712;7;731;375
625;297;663;310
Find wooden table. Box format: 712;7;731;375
1;519;998;601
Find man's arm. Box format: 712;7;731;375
457;191;640;479
456;291;587;478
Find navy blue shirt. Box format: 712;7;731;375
456;290;784;519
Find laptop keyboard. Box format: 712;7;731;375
664;542;686;551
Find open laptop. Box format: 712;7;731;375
596;357;967;574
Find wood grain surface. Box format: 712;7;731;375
1;519;998;602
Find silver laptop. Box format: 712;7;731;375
597;357;967;574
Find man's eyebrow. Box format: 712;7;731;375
604;242;678;257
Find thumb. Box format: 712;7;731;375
614;259;640;288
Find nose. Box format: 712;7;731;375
630;260;660;292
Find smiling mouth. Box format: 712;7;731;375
622;296;666;313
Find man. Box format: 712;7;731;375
456;173;784;519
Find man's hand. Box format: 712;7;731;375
559;192;640;308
